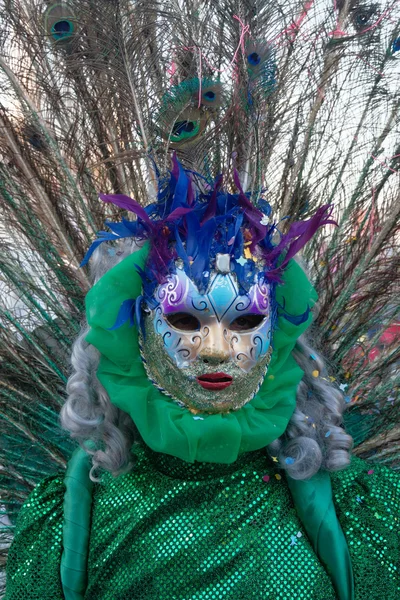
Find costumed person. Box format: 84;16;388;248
0;1;399;600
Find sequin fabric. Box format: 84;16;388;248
5;447;400;600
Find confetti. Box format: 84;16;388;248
260;215;269;225
325;431;331;438
271;456;279;463
275;474;282;481
356;496;363;503
192;416;204;420
344;372;351;379
344;396;351;404
267;374;275;380
367;469;374;475
329;376;336;382
285;457;295;465
310;353;317;360
290;535;297;546
312;370;319;378
244;247;253;259
339;383;348;392
296;531;302;538
262;474;270;483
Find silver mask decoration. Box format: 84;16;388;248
140;266;273;414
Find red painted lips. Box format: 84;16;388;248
196;372;233;391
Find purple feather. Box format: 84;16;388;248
187;175;195;207
201;174;223;224
268;204;336;269
99;194;152;225
171;151;180;181
233;169;267;246
166;207;194;221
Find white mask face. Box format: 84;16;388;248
141;268;273;414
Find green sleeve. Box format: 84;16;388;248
331;455;400;599
4;476;65;600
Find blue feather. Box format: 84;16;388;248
170;160;190;213
278;297;311;325
135;295;146;338
108;299;136;330
257;198;272;216
173;226;191;274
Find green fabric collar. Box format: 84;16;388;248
85;243;318;464
287;471;355;600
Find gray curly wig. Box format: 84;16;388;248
61;242;353;481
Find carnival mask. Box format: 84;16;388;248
140;259;273;414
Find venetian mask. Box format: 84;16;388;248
140;255;273;414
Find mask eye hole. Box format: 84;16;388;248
229;314;265;332
165;312;201;331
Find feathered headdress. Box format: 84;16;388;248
82;154;335;302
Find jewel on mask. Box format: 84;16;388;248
215;253;231;274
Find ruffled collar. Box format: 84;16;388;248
86;243;317;464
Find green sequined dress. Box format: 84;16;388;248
5;445;400;600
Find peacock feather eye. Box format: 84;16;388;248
44;3;77;45
171;119;201;143
204;91;215;101
351;6;377;32
248;52;261;66
156;78;225;146
391;37;400;54
52;19;74;40
245;40;277;98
